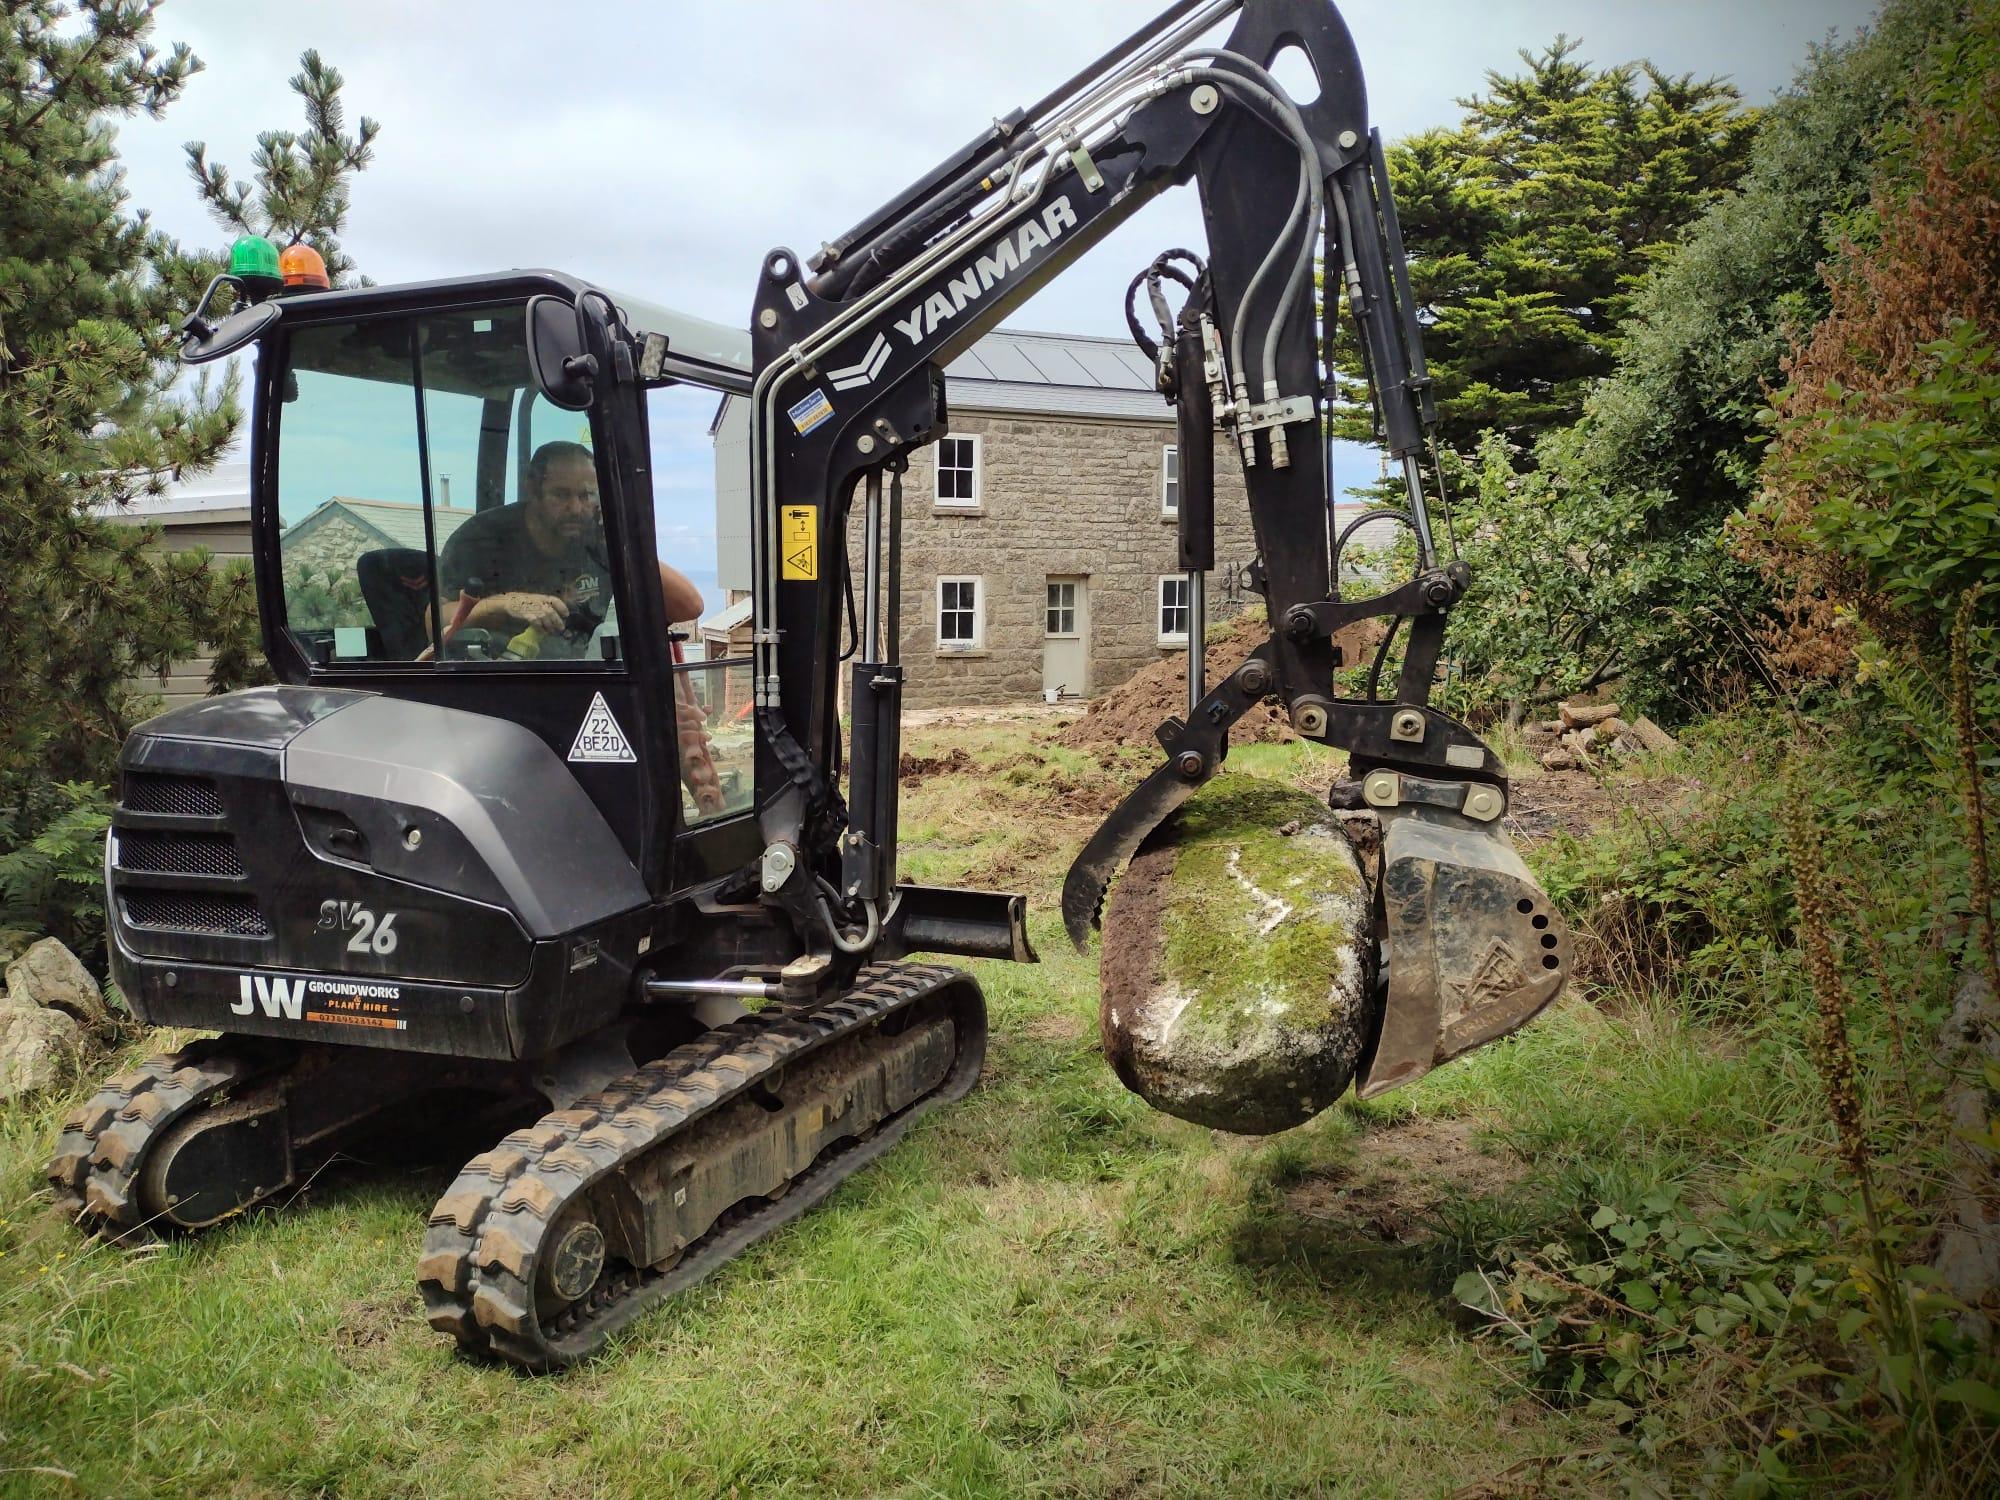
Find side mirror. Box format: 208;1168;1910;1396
181;296;281;365
526;294;597;411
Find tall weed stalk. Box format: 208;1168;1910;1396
1782;776;1946;1485
1950;591;2000;1005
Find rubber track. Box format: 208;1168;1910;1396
417;961;984;1370
46;1041;268;1239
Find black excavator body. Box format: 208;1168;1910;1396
52;0;1567;1369
106;686;648;1060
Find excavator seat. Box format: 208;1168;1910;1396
356;547;433;660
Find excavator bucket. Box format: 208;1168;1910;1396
1357;798;1570;1098
1065;745;1571;1118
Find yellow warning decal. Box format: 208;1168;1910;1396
781;504;818;581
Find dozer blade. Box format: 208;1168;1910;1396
1356;798;1570;1098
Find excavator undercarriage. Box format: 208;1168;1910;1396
50;0;1567;1369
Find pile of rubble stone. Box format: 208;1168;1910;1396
1;938;116;1101
1525;701;1680;771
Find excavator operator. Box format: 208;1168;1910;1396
437;439;723;810
437;440;706;647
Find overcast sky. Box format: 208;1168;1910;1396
114;0;1879;582
120;0;1877;334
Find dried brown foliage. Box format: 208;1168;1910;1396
1739;38;2000;675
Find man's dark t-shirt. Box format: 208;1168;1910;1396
437;503;611;655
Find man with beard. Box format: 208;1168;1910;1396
438;439;704;649
438;439;721;809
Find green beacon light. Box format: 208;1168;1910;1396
228;235;283;302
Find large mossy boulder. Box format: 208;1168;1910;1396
1100;775;1374;1134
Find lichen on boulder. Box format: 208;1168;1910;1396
1100;774;1375;1134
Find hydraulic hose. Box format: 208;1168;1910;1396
1178;53;1324;411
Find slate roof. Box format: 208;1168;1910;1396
708;325;1171;435
944;328;1166;422
280;497;477;551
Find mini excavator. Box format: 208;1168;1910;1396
52;0;1567;1368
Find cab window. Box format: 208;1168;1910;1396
273;303;621;667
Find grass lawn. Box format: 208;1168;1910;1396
0;716;1668;1498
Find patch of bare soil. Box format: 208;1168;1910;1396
1285;1116;1523;1243
1056;609;1383;753
333;1292;413;1356
1019;1012;1089;1044
903;702;1075;729
898;746;974;780
1504;768;1702;845
1503;770;1618;844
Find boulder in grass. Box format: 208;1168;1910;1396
1100;775;1374;1135
0;1004;82;1101
5;938;110;1031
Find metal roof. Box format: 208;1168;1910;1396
94;440;251;519
945;328;1166;422
700;595;754;633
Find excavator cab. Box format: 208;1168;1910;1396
54;0;1567;1369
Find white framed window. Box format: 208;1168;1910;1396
934;434;982;507
937;575;984;649
1161;444;1179;518
1158;575;1190;645
1045;580;1078;637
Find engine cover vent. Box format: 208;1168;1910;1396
116;830;245;878
122;891;270;938
122;773;224;818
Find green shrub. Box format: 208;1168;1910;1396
0;782;112;969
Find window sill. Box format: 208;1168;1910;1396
1160;512;1178;523
935;647;991;659
932;505;986;517
1158;638;1189;650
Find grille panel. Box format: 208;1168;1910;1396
116;830;245;878
122;891;269;937
122;774;224;818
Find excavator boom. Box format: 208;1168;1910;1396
744;0;1568;1095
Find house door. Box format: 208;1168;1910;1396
1043;577;1089;699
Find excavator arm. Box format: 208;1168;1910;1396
747;0;1567;1096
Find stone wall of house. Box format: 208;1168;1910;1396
280;511;381;580
844;410;1258;709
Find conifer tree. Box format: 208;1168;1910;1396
0;2;376;951
185;49;379;285
1334;38;1756;459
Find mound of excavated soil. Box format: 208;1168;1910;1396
1057;607;1382;753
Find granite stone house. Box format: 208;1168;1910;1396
713;328;1265;710
276;497;474;579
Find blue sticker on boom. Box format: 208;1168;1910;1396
787;389;835;435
